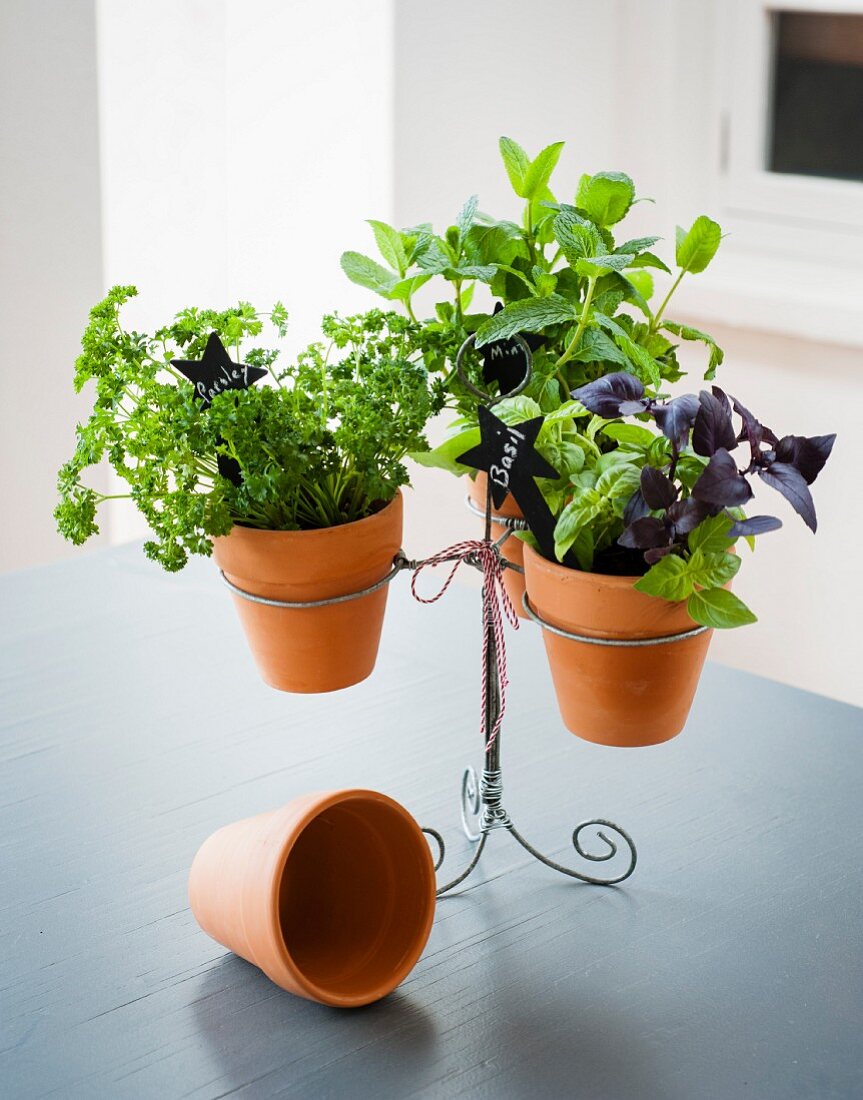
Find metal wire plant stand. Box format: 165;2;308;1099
417;507;637;896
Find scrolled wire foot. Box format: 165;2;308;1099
507;818;637;886
460;765;482;842
421;825;488;897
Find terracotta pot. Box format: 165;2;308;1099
468;472;528;618
188;789;436;1008
523;543;714;747
212;492;403;693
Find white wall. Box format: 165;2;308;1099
0;0;105;573
97;0;394;541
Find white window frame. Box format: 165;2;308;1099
723;0;863;232
659;0;863;347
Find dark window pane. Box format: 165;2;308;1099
769;12;863;181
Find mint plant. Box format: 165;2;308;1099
55;287;442;571
342;135;724;429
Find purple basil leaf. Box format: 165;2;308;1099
711;385;732;413
644;545;675;564
692;448;754;507
654;394;699;448
572;372;645;418
666;497;710;534
623;487;650;526
729;393;778;453
727;514;783;537
618;399;650;416
774;433;836;485
758;462;817;532
692;390;737;457
640;465;678;510
618;516;669;550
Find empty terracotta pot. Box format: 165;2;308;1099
188;789;436;1008
523;543;714;747
468;472;528;618
212;492;402;693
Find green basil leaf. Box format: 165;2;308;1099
409;428;480;476
634;554;693;602
687;588;757;629
688;513;735;554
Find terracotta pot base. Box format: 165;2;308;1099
523;543;714;747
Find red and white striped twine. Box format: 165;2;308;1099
410;540;519;751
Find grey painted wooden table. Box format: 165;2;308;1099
2;544;862;1099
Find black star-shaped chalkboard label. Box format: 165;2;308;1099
172;332;267;409
479;303;544;396
172;332;267;485
457;405;565;562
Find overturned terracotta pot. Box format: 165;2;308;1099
523;543;714;747
468;472;528;618
212;492;402;693
188;789;436;1008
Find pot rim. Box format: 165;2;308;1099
219;489;403;546
265;787;435;1008
522;540;647;588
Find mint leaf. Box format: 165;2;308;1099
687;588;757;629
474;295;577;347
553;209;602;265
456;194;479;239
575;252;635;277
576;171;635;226
626;270;654;302
629;250;672;275
366;220;407;276
662;321;725;380
340;252;398;296
388;273;432;304
523;141;565;200
568;326;630;369
465;222;525;265
499;136;531;197
612;334;661;386
675;215;722;274
634;554;693;602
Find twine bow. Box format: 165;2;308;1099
411;539;519;750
